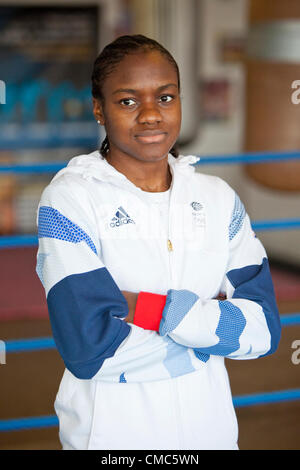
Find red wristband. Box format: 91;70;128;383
133;292;167;332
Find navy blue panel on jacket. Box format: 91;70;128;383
47;267;131;379
227;257;281;356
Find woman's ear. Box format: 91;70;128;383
92;98;105;125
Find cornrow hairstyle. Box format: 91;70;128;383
91;34;180;159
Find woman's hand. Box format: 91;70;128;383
121;291;138;323
215;292;227;301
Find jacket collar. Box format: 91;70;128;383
51;150;200;194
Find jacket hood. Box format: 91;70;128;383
51;150;200;192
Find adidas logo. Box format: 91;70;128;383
110;206;135;228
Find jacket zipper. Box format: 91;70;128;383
167;192;174;286
167;238;184;447
167;239;173;283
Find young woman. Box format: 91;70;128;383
36;35;281;450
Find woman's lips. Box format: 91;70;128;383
135;131;167;144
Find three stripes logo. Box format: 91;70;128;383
110;206;135;228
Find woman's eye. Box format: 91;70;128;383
160;95;173;103
120;98;136;106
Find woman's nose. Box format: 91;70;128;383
137;103;162;125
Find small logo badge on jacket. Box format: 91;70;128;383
110;206;135;227
191;201;203;211
190;201;205;229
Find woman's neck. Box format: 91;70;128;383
104;152;172;192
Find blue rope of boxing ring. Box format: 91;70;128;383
0;148;300;173
0;149;300;432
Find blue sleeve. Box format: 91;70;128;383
36;185;130;379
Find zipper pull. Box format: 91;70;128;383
167;239;173;252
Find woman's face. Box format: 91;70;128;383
93;50;181;163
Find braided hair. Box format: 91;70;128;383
91;34;180;158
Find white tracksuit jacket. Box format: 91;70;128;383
36;150;281;450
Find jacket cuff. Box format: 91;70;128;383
133;292;167;331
